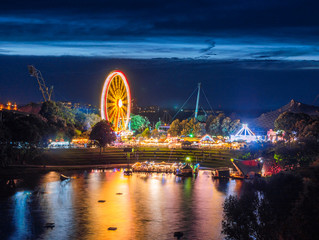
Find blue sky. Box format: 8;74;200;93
0;0;319;111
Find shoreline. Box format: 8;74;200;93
0;163;214;178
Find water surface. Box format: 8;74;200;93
0;170;243;240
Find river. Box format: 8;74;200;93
0;170;243;240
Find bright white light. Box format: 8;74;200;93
230;123;258;142
118;99;123;108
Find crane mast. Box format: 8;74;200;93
28;65;53;102
194;82;201;120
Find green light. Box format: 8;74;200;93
189;134;194;138
186;156;191;161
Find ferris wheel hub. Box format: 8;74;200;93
118;99;123;108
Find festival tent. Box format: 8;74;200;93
200;134;215;143
231;158;263;178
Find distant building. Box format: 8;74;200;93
0;101;17;111
60;101;99;114
131;98;141;114
139;105;160;114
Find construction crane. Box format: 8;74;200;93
28;65;53;102
313;94;319;105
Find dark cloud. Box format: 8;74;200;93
1;0;319;41
0;0;319;112
250;48;319;59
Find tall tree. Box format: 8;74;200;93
90;120;116;154
180;119;190;136
301;120;319;141
142;127;151;138
187;118;201;136
229;119;241;135
222;173;305;240
221;117;232;136
151;129;160;138
130;114;150;132
168;119;181;137
155;120;162;130
205;114;215;133
275;112;311;140
209;113;225;136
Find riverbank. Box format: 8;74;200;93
38;147;236;167
0;147;237;177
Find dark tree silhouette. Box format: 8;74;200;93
89;120;116;154
222;173;312;240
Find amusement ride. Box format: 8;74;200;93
101;70;131;133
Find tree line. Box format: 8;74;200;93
0;101;100;166
168;113;241;137
275;111;319;142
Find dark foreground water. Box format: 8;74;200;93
0;170;243;240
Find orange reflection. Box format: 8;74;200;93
12;170;244;240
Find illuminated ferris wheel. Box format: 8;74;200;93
101;70;131;132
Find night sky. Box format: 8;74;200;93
1;0;319;112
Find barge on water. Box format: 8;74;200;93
132;161;179;173
131;161;200;176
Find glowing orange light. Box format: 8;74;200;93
101;70;131;132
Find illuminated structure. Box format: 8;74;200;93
230;124;258;142
200;134;214;143
0;102;17;111
101;70;131;132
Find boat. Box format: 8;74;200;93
212;167;230;179
124;169;133;175
176;164;194;177
60;174;70;181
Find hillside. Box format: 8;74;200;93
254;99;319;130
18;102;42;114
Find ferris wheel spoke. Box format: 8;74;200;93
108;107;117;120
118;76;122;89
107;98;116;104
108;112;114;123
111;111;118;127
119;80;124;92
108;87;117;99
107;91;117;100
122;105;128;112
110;81;117;95
107;106;116;113
115;77;119;90
116;109;121;131
122;97;128;104
107;103;115;109
107;97;116;104
120;109;126;129
120;89;126;99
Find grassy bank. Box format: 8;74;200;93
0;147;239;178
32;147;238;168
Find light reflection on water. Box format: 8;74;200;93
0;170;243;240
